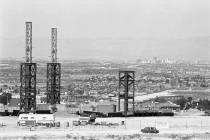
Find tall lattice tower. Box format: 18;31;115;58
46;28;61;104
118;71;135;116
20;22;37;113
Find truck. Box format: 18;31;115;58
78;117;90;125
73;115;96;126
141;127;159;134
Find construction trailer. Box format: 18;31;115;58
17;113;55;126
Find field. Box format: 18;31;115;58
0;116;210;140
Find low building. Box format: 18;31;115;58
96;101;116;114
137;100;180;111
161;95;184;102
80;102;97;112
36;104;50;110
89;90;98;97
155;101;180;110
8;98;20;115
205;110;210;116
66;103;79;114
56;104;66;112
0;103;6;112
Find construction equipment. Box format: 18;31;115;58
118;71;135;116
47;28;61;105
20;22;36;113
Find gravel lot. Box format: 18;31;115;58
0;116;210;139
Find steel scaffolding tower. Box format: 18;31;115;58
118;71;135;116
20;22;37;113
46;28;61;104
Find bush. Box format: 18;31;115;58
0;93;12;105
51;106;57;113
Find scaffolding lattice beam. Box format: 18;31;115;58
118;71;135;116
47;28;61;104
25;22;32;63
20;22;36;113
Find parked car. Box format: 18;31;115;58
80;121;88;126
79;117;90;125
93;122;101;125
141;127;159;133
72;121;80;126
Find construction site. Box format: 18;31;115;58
1;22;174;118
0;22;210;140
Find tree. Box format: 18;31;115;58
40;97;47;103
154;97;167;103
14;88;19;93
0;93;12;105
51;106;57;113
198;99;210;110
187;97;193;103
174;97;188;110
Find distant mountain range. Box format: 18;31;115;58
1;36;210;61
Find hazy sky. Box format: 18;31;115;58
0;0;210;61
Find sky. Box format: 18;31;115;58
0;0;210;61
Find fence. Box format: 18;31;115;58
33;118;210;133
14;116;210;136
125;117;210;133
